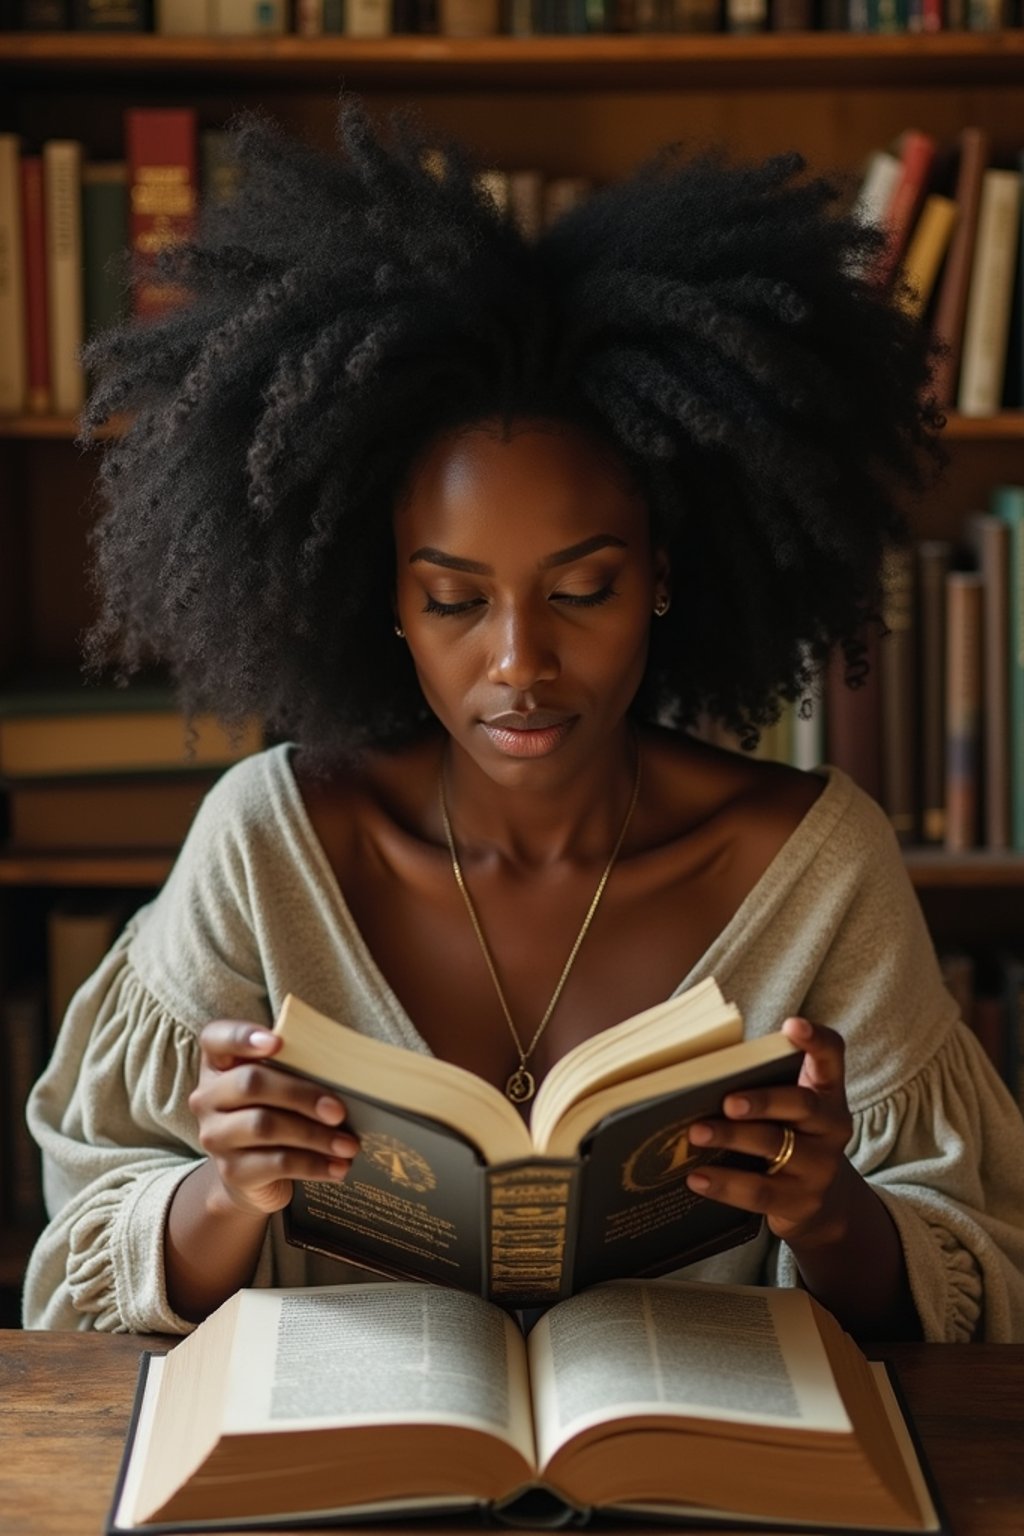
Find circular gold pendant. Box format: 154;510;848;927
505;1068;536;1104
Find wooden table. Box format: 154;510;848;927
1;1331;1023;1535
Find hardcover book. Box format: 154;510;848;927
125;108;197;320
271;982;801;1310
108;1278;945;1533
0;134;27;415
930;126;990;408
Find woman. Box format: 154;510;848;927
24;101;1024;1341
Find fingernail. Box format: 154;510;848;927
688;1123;712;1144
329;1161;349;1180
726;1096;750;1117
687;1174;711;1193
317;1096;345;1124
248;1029;275;1047
787;1016;812;1039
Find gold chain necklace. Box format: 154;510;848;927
438;743;641;1105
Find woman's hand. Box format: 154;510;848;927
188;1020;360;1218
685;1016;857;1250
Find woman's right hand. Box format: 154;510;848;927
189;1020;359;1218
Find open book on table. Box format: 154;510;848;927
110;1278;944;1534
271;977;803;1309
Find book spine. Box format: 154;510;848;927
70;0;152;25
976;516;1011;851
0;134;27;415
957;169;1023;418
770;0;813;25
930;126;990;409
992;486;1024;851
344;0;394;32
154;0;210;30
725;0;767;29
2;980;46;1229
209;0;287;31
916;539;950;844
851;149;901;234
200;130;243;212
42;139;85;418
667;0;719;26
874;129;937;289
19;0;69;22
879;543;917;843
944;571;983;852
81;162;129;342
47;897;127;1045
896;194;957;320
20;156;50;414
825;626;882;804
505;0;536;33
485;1161;577;1308
439;0;500;31
125;108;197;320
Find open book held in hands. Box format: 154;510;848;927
110;1279;944;1533
271;978;802;1309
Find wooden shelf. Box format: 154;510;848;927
2;31;1024;88
902;849;1024;889
0;851;172;887
2;411;1023;442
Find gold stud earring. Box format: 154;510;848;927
653;594;670;618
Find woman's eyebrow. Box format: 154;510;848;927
408;534;627;576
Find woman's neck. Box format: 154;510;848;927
440;724;640;872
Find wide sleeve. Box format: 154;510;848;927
22;761;279;1335
760;787;1024;1341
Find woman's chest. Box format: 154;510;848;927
318;822;754;1097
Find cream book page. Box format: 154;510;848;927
528;1280;852;1470
220;1285;536;1459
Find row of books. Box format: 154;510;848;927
699;489;1024;855
0;116;597;417
6;0;1023;35
855;126;1024;417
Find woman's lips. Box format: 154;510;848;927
481;717;576;758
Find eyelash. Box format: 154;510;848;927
423;586;617;618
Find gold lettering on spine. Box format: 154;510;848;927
487;1166;571;1297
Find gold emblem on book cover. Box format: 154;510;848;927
360;1132;437;1193
621;1120;702;1193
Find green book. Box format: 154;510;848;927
271;981;801;1311
82;162;129;342
992;485;1024;851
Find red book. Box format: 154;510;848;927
20;156;50;415
875;129;938;290
125;107;197;321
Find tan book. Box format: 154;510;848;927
42;139;85;418
0;705;262;778
897;193;957;320
47;894;130;1043
343;0;392;34
0;134;28;415
208;0;287;31
109;1278;943;1532
270;984;802;1309
956;169;1023;418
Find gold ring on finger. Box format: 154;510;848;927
765;1124;796;1177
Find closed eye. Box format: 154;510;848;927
423;594;485;617
552;585;617;608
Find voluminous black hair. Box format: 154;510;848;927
81;98;943;759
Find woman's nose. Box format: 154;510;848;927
487;605;560;691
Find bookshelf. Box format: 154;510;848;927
1;31;1023;1313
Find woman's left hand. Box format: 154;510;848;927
685;1015;856;1249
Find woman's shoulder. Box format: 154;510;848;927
640;726;826;852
